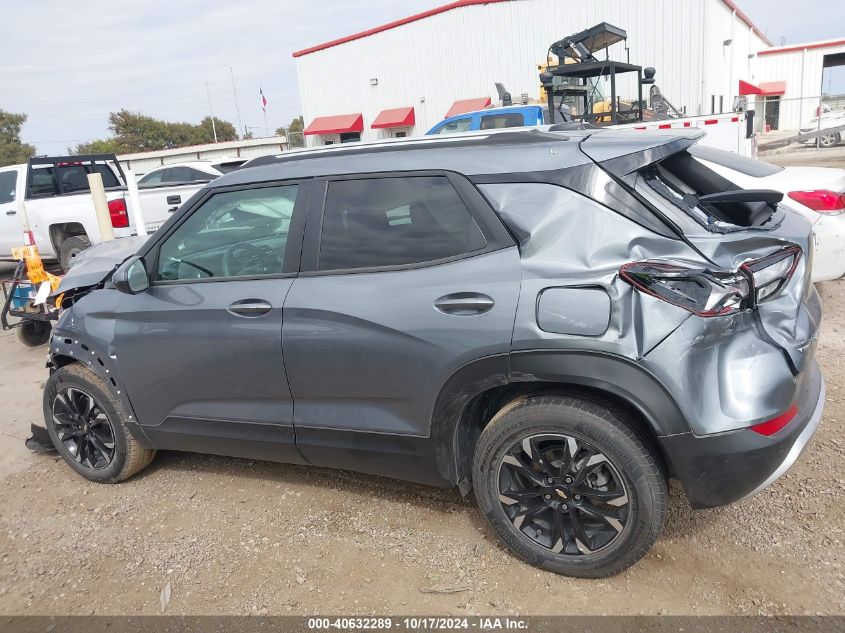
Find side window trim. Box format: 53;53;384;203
140;179;312;285
298;170;515;276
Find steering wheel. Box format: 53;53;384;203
222;243;269;277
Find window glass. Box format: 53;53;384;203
432;118;473;135
57;165;93;193
0;171;17;204
480;113;525;130
318;176;486;271
90;164;121;188
165;166;211;182
29;168;58;196
138;169;165;186
156;185;298;281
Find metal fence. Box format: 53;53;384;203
755;94;845;150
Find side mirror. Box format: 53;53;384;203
113;256;150;294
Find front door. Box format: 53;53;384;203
0;167;22;256
283;172;521;478
114;181;308;463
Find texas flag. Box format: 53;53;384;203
260;86;267;112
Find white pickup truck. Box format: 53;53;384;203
0;154;213;269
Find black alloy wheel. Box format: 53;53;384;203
51;387;116;470
497;433;629;555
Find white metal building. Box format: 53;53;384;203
293;0;777;146
748;38;845;131
118;135;290;175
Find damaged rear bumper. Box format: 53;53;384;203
657;359;824;509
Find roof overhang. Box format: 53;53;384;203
304;114;364;136
445;97;492;118
759;81;786;96
371;107;415;129
738;79;762;95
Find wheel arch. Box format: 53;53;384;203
46;345;155;450
429;350;688;490
49;222;88;255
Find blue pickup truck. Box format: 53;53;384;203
425;105;545;135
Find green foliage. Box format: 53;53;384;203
0;109;36;167
275;115;304;148
71;110;239;155
70;138;123;155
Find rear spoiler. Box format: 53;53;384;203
579;129;705;176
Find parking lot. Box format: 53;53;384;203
0;264;841;616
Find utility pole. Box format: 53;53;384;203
205;83;218;143
230;67;244;138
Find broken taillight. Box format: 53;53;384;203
620;247;801;316
619;262;750;317
739;246;801;304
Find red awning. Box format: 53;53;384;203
371;107;415;129
759;81;786;96
445;97;491;118
303;113;364;136
738;80;762;96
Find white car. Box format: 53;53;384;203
134;158;246;232
800;108;845;149
691;145;845;282
135;158;246;187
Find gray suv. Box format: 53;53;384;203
41;129;824;578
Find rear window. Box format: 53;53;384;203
642;151;781;232
480;113;524;130
688;145;783;178
28;162;120;197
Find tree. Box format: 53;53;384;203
70;138;123;155
198;116;237;143
275;115;304;148
70;110;240;155
0;110;36;167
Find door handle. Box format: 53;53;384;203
168;207;178;213
434;293;495;315
5;210;15;216
166;195;182;205
227;299;273;317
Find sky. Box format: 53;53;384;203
2;0;843;156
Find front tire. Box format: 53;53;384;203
44;363;155;483
473;395;667;578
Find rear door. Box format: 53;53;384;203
113;181;309;462
283;172;521;474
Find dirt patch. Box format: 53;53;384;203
0;278;842;616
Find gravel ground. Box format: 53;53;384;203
0;273;842;616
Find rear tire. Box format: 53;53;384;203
818;133;840;149
17;320;51;347
44;363;155;483
59;235;91;271
472;395;667;578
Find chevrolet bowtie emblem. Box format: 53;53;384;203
556;489;568;499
